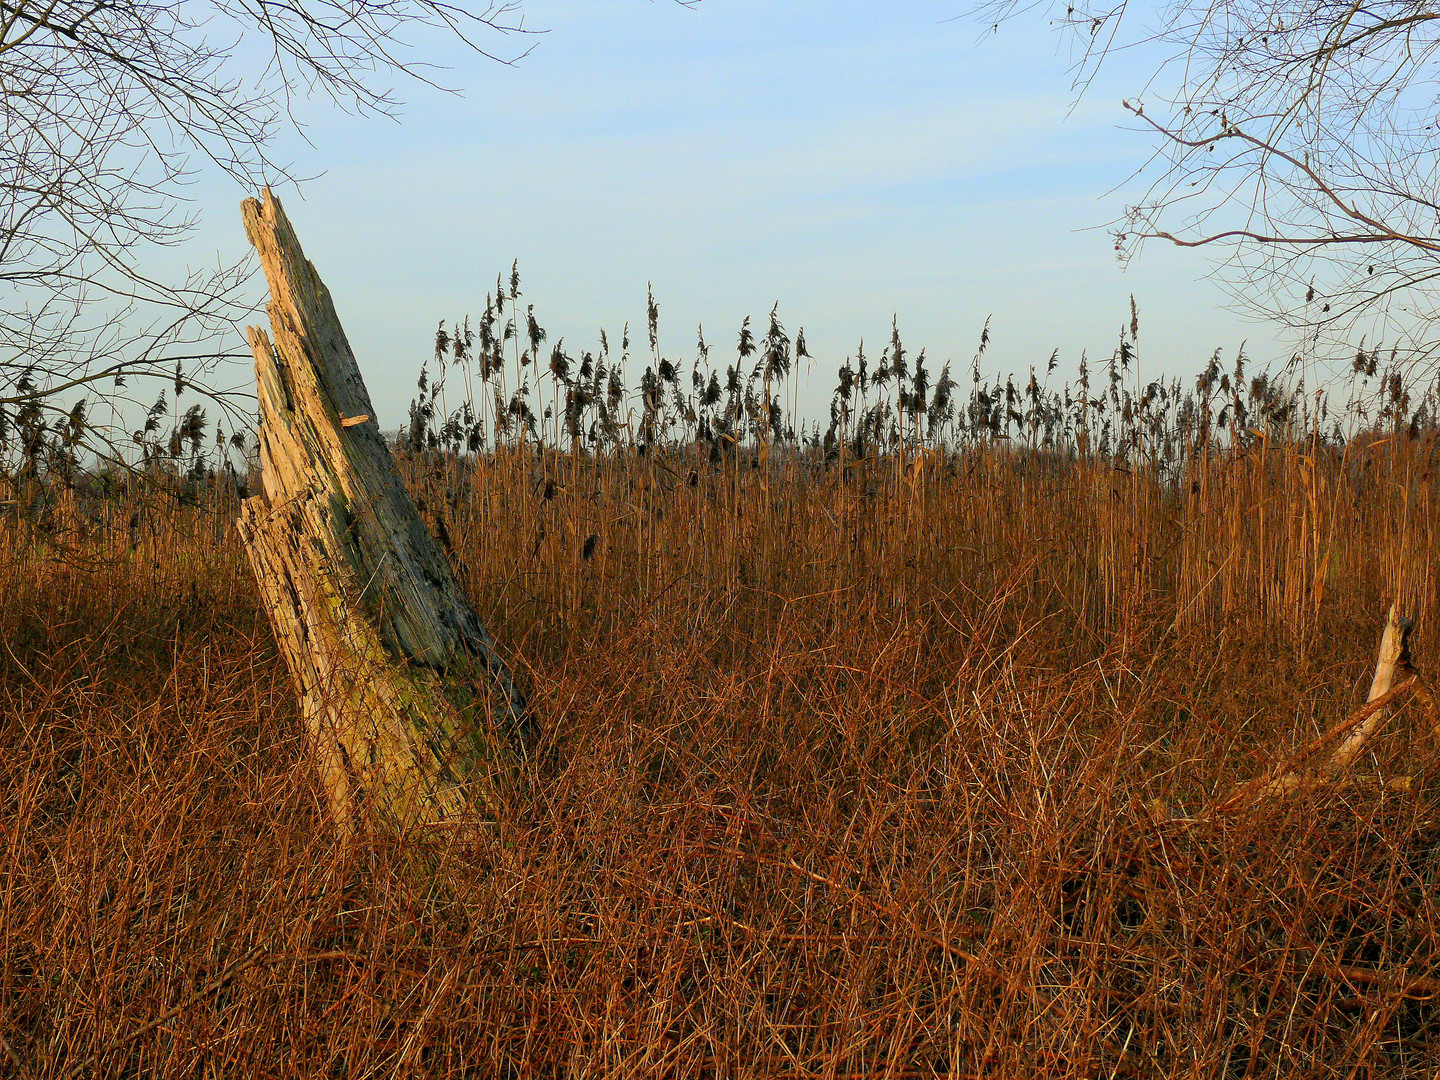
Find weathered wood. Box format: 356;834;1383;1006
1217;603;1430;811
1328;604;1413;773
235;188;530;837
1217;674;1420;810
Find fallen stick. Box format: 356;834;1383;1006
1217;675;1419;811
1329;604;1415;773
1217;604;1428;812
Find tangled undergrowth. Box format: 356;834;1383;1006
3;309;1440;1076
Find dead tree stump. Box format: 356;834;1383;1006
235;188;530;838
1218;603;1433;810
1328;605;1415;774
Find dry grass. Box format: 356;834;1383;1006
4;338;1440;1077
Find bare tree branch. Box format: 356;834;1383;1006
0;0;535;482
977;0;1440;364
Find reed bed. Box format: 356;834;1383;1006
3;298;1440;1077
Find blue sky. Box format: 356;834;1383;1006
183;0;1289;429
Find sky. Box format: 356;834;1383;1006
179;0;1293;431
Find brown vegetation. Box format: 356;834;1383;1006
3;327;1440;1076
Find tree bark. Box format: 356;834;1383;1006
235;188;530;838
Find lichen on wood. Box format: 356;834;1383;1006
235;188;530;837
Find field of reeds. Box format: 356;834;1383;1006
4;289;1440;1078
